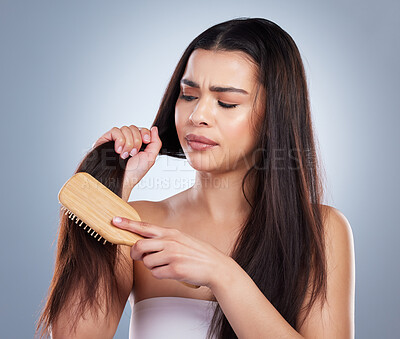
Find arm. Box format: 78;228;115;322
208;206;355;339
51;245;133;339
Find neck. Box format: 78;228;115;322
187;168;255;224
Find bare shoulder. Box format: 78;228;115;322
298;204;355;338
321;204;352;228
320;204;355;294
320;204;354;251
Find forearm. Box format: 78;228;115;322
51;302;120;339
52;247;132;338
209;258;304;339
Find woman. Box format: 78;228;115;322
37;17;355;338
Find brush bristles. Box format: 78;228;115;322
60;204;108;245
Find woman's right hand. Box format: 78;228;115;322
91;125;162;201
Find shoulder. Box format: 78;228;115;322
298;204;355;337
320;204;355;296
320;204;354;259
320;204;352;231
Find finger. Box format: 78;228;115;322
132;239;165;261
120;126;134;159
110;127;126;154
112;216;163;238
143;126;162;160
139;127;152;145
128;125;143;157
92;127;125;153
150;264;171;280
142;250;170;269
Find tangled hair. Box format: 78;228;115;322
153;17;329;338
36;141;133;337
38;16;328;339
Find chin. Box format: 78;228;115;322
183;147;222;170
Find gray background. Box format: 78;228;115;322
0;1;398;338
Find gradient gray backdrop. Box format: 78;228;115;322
1;1;398;338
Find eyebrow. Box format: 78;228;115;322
180;78;249;95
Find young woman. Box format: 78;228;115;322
37;17;355;338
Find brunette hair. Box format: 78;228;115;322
36;141;132;337
38;16;328;339
153;17;328;338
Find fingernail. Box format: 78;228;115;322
114;217;122;223
130;148;138;156
117;146;122;153
144;134;150;142
121;151;129;159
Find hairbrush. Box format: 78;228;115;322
58;171;199;289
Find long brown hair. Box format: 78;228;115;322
152;17;328;338
38;16;328;339
36;141;133;337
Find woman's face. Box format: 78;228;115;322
175;48;265;173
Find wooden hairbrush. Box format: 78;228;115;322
58;171;199;289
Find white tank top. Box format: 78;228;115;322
129;295;218;339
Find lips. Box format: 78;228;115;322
185;133;218;145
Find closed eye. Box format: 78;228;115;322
179;94;238;109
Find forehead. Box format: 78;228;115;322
182;49;258;91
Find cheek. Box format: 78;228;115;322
174;105;186;139
221;114;255;153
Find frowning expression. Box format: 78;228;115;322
175;48;265;173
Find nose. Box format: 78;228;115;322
189;96;214;126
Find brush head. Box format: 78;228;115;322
58;172;144;246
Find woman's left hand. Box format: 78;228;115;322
112;216;234;289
